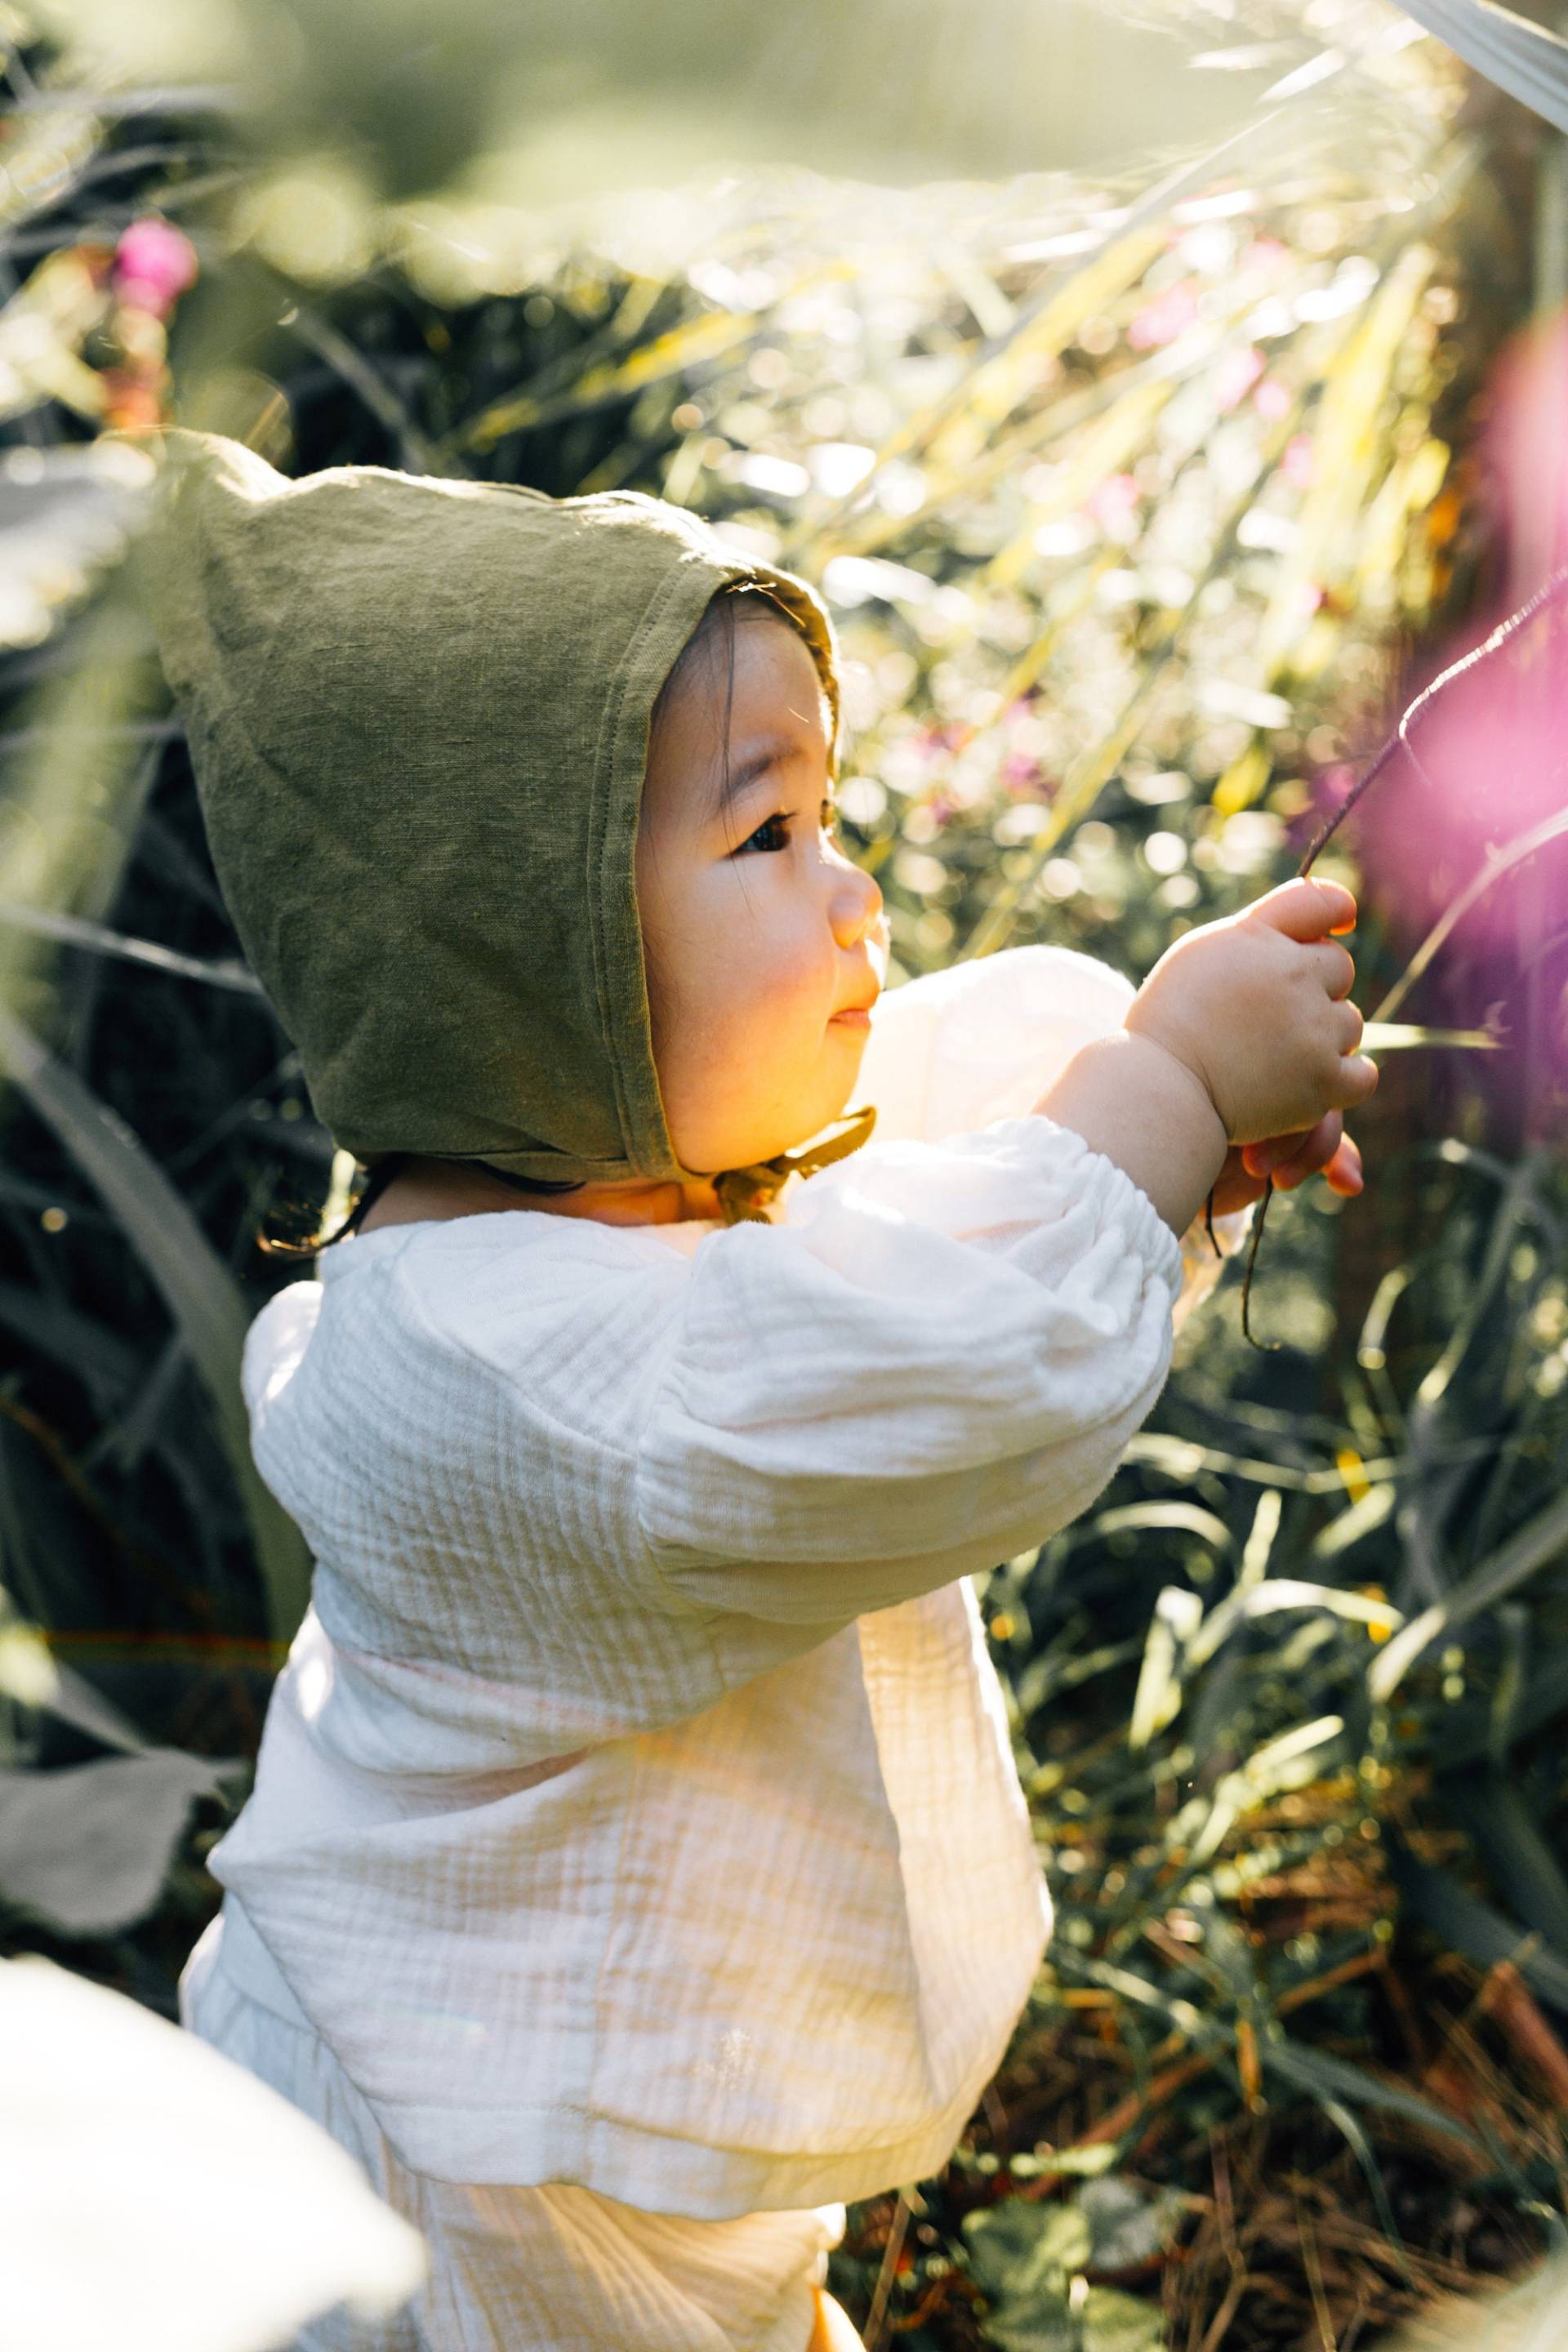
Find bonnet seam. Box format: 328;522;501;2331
587;524;834;1184
587;550;751;1179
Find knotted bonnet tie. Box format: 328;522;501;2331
710;1099;878;1226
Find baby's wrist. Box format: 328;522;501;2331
1032;1032;1230;1239
1116;1028;1228;1151
1122;1005;1218;1111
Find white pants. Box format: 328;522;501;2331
180;1906;845;2352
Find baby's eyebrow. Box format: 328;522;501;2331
713;735;812;821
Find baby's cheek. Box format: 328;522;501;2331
702;879;839;1062
772;942;838;1044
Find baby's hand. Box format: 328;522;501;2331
1125;877;1379;1147
1209;1111;1364;1216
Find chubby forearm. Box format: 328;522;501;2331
1031;1031;1229;1238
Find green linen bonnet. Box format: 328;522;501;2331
139;429;873;1219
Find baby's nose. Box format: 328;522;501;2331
836;897;884;957
830;858;884;941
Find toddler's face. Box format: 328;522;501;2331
635;612;889;1178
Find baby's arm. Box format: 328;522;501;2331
1034;877;1377;1236
633;878;1374;1631
852;943;1257;1330
634;1114;1185;1625
1031;1031;1227;1239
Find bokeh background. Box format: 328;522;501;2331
5;2;1568;2345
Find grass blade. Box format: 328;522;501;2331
1389;1840;1568;2017
1263;2035;1484;2154
0;1005;310;1644
1370;1486;1568;1703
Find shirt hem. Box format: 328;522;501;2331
343;2051;1032;2219
207;1889;1049;2221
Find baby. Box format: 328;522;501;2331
359;584;1369;1244
149;435;1371;2352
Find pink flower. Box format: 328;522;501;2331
113;217;198;318
1087;472;1141;539
1282;434;1316;490
1253;376;1292;424
1127;283;1199;352
1243;237;1290;274
1128;282;1203;350
1214;345;1265;414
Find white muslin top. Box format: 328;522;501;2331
205;943;1244;2221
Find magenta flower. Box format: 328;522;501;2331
1282;434;1316;490
113;217;199;318
1214;345;1265;415
1087;472;1140;534
1127;282;1198;352
1243;236;1290;274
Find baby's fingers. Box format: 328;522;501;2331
1246;1114;1366;1195
1248;1111;1340;1189
1250;875;1358;943
1336;1050;1380;1108
1308;939;1357;1001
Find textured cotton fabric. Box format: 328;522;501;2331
137;428;838;1188
183;944;1248;2236
180;1930;844;2352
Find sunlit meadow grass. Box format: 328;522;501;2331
1;10;1566;2345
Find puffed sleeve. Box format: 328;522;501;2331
846;942;1144;1150
634;1112;1187;1625
849;944;1253;1332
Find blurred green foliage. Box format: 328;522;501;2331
0;6;1565;2345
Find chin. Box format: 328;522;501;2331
690;1060;865;1174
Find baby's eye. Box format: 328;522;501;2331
738;800;841;856
741;812;793;855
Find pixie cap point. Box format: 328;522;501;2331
139;428;840;1188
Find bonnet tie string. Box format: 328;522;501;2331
710;1102;878;1227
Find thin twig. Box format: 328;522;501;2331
1241;568;1568;1342
1298;2194;1340;2352
1298;568;1568;881
860;2192;911;2352
1196;2267;1251;2352
1240;1176;1278;1351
